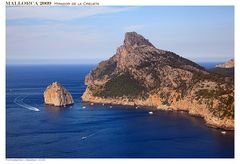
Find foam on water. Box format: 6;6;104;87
14;96;40;112
81;129;105;140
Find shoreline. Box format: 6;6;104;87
81;98;234;131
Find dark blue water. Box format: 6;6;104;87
6;65;234;158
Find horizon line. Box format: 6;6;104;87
6;61;227;66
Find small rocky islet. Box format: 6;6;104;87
44;82;74;107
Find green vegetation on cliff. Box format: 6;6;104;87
211;95;234;119
94;72;146;98
209;67;234;77
195;89;234;119
82;32;234;130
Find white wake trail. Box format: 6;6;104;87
14;96;40;112
81;129;105;140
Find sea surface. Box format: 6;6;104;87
6;64;234;158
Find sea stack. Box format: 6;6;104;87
82;32;234;130
44;82;74;107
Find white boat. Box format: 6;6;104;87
149;111;153;115
82;106;86;109
81;136;87;140
90;103;94;105
34;108;40;112
221;131;226;134
109;106;112;108
102;103;105;106
135;106;139;109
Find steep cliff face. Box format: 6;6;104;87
82;32;234;130
44;82;74;107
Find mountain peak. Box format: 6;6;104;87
124;32;154;48
82;32;234;130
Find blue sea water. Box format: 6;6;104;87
6;65;234;158
198;62;221;69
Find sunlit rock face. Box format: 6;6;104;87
216;59;234;68
44;82;74;107
82;32;234;130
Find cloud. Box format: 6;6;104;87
6;6;134;22
6;22;120;64
6;6;136;64
6;6;233;64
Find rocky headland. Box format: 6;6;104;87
82;32;234;130
209;59;234;77
44;82;74;107
216;59;234;68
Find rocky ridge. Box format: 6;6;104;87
82;32;234;130
44;82;74;107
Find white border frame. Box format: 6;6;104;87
1;0;239;163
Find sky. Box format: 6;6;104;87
6;6;234;64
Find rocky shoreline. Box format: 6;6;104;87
82;88;234;130
82;32;234;131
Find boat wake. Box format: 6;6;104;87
14;96;40;112
81;129;105;140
